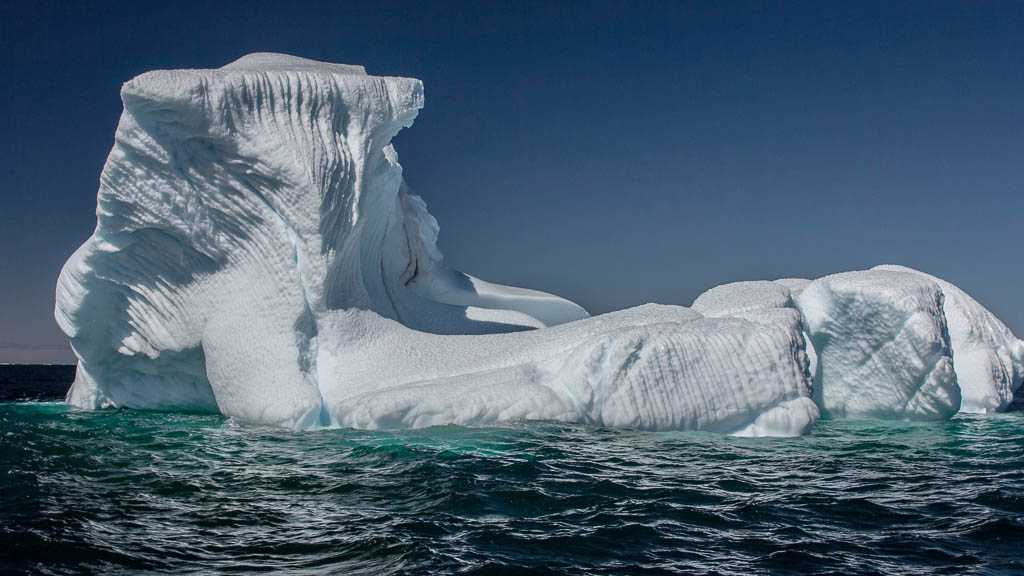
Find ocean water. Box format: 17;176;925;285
1;379;1023;574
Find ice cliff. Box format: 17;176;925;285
56;54;1022;434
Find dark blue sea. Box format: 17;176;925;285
2;366;1022;575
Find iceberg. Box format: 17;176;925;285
55;53;816;435
56;53;1020;434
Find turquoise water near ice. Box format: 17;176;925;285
2;400;1023;575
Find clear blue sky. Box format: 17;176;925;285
1;1;1022;363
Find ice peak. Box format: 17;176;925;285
220;52;368;75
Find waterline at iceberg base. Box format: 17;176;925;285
55;54;1024;435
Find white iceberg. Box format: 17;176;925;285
55;53;817;435
56;54;1021;433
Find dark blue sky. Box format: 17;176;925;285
2;1;1022;363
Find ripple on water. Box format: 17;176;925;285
1;402;1024;575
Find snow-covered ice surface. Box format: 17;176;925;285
55;53;816;436
56;54;1020;434
692;280;795;320
773;278;812;299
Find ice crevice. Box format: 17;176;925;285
56;53;1023;435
